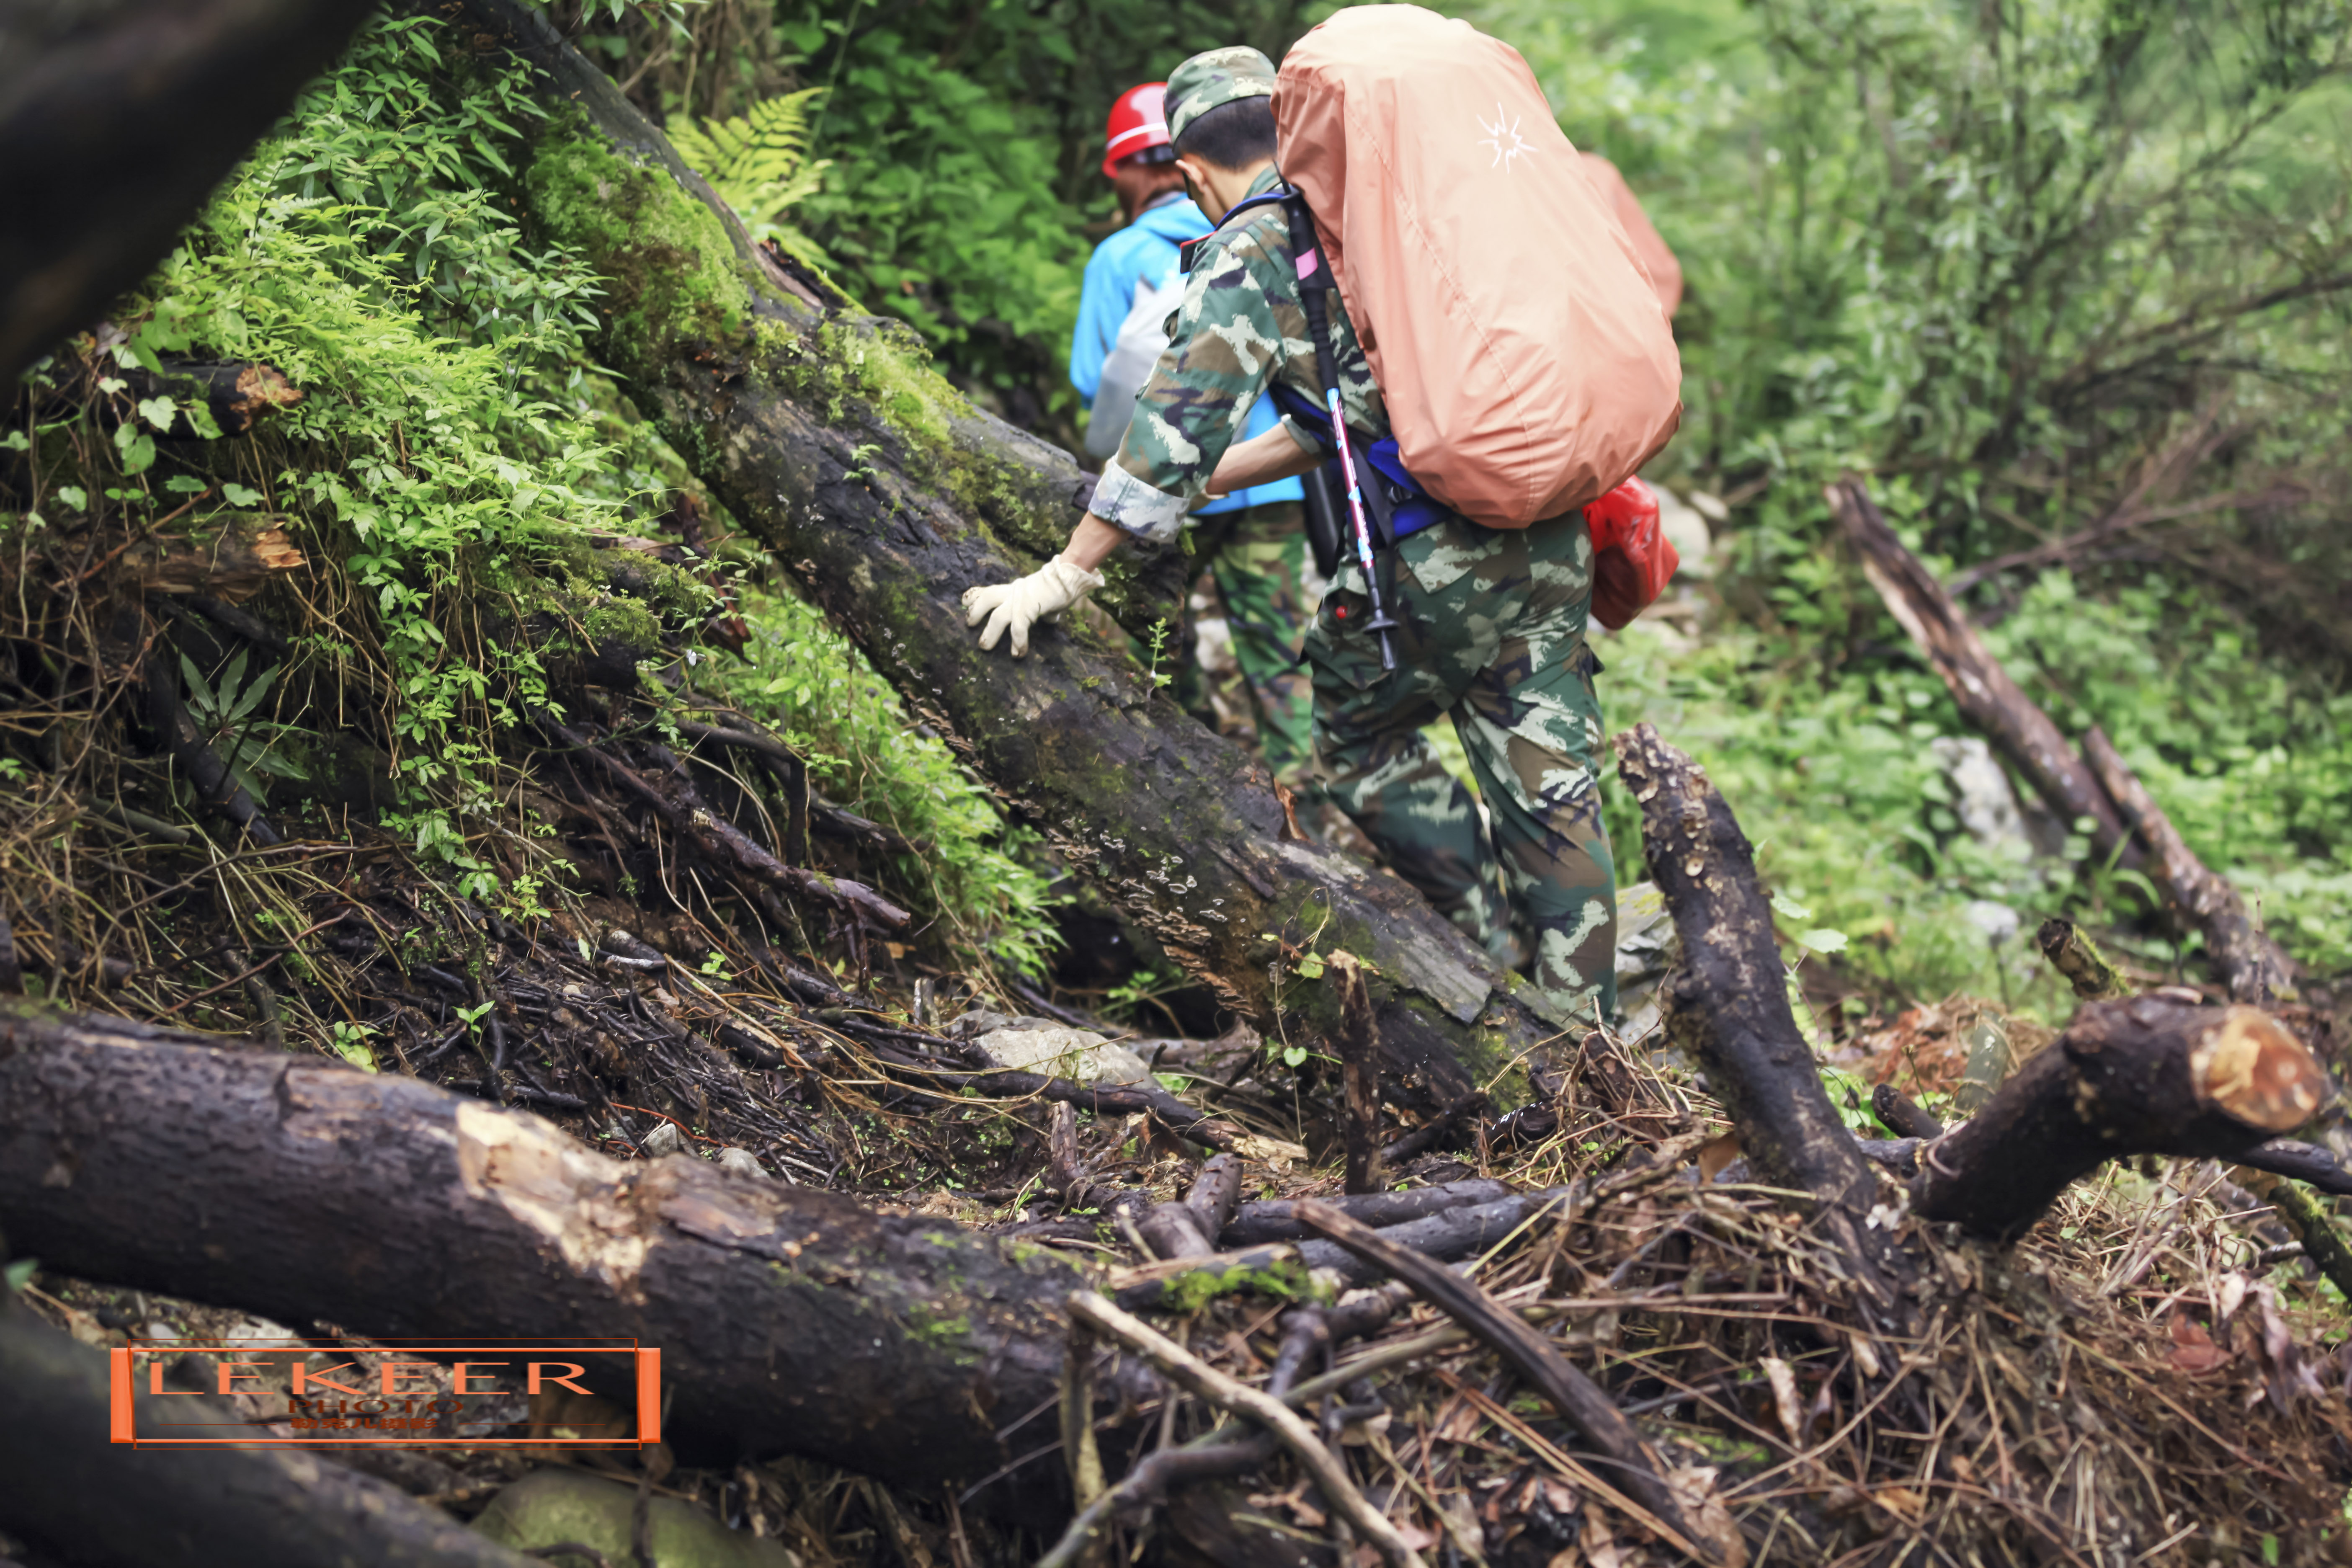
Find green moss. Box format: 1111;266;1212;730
581;596;663;651
903;1299;975;1351
1153;1253;1328;1315
524;111;753;370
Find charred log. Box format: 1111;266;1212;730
1612;723;1911;1312
1219;1179;1512;1248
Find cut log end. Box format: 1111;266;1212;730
2192;1006;2324;1132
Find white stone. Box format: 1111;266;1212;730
641;1121;683;1157
975;1024;1152;1086
1960;899;2022;946
1656;487;1715;578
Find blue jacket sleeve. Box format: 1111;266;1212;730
1069;240;1130;402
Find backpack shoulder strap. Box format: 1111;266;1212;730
1176;188;1298;274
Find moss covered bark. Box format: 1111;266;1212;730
465;0;1572;1100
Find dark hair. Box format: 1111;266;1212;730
1173;97;1277;170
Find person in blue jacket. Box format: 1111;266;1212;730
1070;81;1313;783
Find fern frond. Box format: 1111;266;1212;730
667;88;828;221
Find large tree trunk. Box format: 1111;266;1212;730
455;0;1583;1107
0;0;381;388
0;1007;1112;1510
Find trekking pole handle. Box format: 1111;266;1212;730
1285;195;1397;672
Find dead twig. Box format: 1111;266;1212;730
1063;1292;1429;1568
1293;1199;1736;1566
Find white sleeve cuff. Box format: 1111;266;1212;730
1089;459;1191;546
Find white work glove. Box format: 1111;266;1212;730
961;557;1105;657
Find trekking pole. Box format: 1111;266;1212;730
1284;196;1399;672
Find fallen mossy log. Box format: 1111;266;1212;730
0;1006;1122;1505
459;0;1591;1108
0;1293;542;1568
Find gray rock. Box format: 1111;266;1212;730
980;1025;1151;1086
1656;487;1715;579
1961;899;2022;946
640;1121;683;1157
713;1147;766;1180
1929;736;2034;859
946;1008;1153;1086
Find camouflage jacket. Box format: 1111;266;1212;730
1093;167;1390;546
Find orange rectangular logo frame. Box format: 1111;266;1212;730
107;1342;660;1448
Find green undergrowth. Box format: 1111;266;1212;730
3;13;1065;984
712;582;1059;980
1594;567;2352;1013
1457;0;2352;1006
8;15;645;910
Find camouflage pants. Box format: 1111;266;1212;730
1174;502;1316;782
1304;513;1617;1020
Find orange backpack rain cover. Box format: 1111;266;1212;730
1276;6;1684;528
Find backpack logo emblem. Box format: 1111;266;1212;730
1475;102;1534;172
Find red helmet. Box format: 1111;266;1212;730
1101;82;1173;179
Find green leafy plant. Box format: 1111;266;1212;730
667;88;836;269
717;581;1058;976
1142;618;1176;694
180;649;308;803
327;1021;379;1073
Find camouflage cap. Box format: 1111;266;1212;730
1164;46;1278;147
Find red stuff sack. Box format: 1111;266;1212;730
1583;477;1677;630
1275;5;1684;528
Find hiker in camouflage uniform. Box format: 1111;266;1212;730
962;46;1617;1018
1171;505;1316;778
1073;82;1315;781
